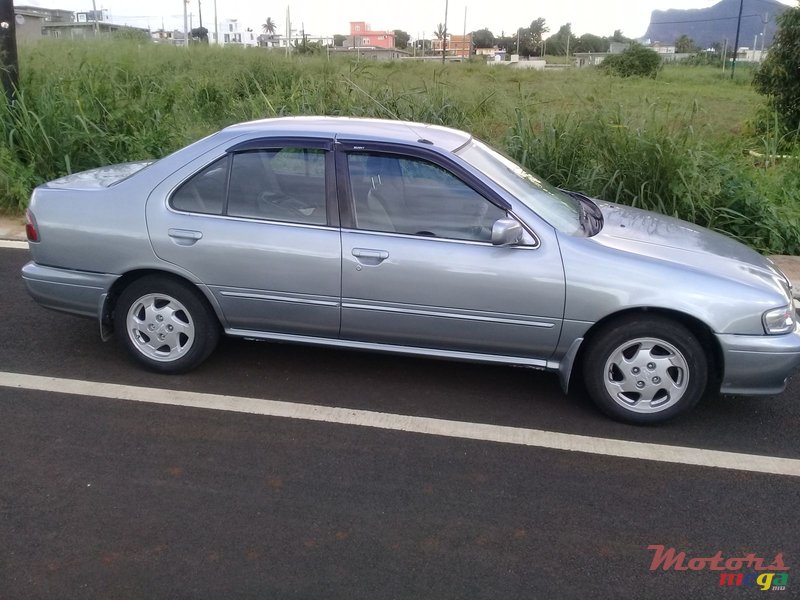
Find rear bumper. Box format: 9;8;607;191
21;261;117;319
717;328;800;395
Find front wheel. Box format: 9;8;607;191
582;316;708;424
114;275;220;373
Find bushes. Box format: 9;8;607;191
600;44;662;78
753;6;800;138
0;40;797;254
506;105;800;254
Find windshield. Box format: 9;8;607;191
456;140;582;234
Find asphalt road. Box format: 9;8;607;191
1;246;798;599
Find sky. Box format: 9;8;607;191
18;0;799;39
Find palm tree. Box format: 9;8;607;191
262;17;277;37
434;22;447;59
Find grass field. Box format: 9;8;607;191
1;40;798;253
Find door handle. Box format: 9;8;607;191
168;228;203;246
352;248;389;260
351;248;389;264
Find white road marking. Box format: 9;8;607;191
1;370;799;478
0;240;27;249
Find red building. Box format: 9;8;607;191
348;21;395;48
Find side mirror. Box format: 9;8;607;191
491;218;524;246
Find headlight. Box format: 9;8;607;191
763;306;796;335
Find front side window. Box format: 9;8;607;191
347;152;506;242
457;140;582;235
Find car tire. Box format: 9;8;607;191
582;316;708;424
114;275;220;373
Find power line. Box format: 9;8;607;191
650;13;763;26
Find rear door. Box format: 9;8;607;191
336;143;565;360
146;138;342;337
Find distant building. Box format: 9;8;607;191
345;21;395;49
475;46;498;57
211;19;257;46
258;33;334;49
431;33;473;58
14;5;76;43
736;47;767;63
151;29;185;45
41;20;149;39
331;47;409;61
650;43;676;54
16;4;148;41
573;52;610;68
574;42;628;68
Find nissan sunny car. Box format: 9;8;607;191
21;117;800;423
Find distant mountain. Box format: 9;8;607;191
643;0;791;49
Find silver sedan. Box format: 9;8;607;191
21;117;800;423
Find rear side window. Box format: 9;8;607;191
227;149;326;225
170;156;228;215
169;148;327;225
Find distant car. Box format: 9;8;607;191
21;117;800;423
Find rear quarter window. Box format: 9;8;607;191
170;156;228;215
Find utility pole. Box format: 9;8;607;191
462;5;467;58
721;38;728;72
197;0;203;35
91;0;99;36
0;0;19;102
183;0;189;47
213;0;218;45
285;5;290;57
442;0;448;64
731;0;744;79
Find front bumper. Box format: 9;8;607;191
717;325;800;395
21;261;117;319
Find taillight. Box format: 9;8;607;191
25;209;39;242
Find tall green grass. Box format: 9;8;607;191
1;40;798;254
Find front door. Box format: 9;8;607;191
337;146;565;360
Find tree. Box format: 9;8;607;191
675;34;698;54
611;29;632;43
510;18;550;56
434;22;447;58
527;18;548;55
262;17;277;36
600;44;661;78
574;33;608;53
393;29;410;49
333;34;347;47
471;28;495;49
190;26;209;44
293;40;322;55
754;7;800;135
544;23;577;56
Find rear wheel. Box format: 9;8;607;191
582;316;708;424
114;275;220;373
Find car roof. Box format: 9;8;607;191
223;116;472;152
